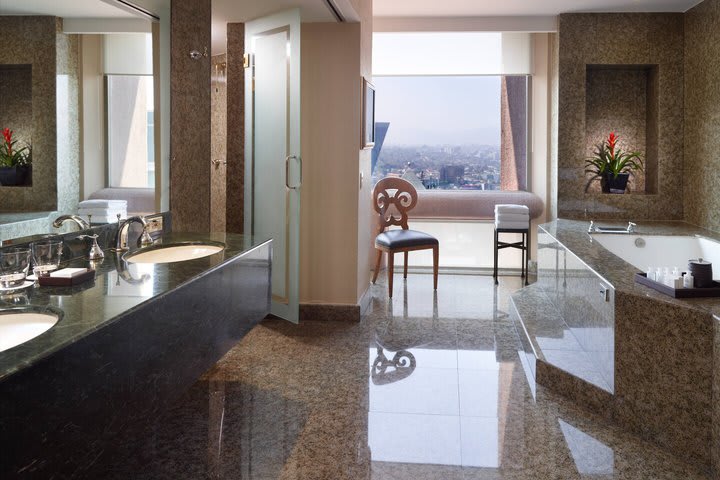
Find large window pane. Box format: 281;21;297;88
106;75;155;188
372;75;528;191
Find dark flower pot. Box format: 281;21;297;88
0;165;31;187
601;172;630;194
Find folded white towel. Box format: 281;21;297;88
494;204;529;214
87;214;124;224
495;220;530;230
79;199;128;209
495;213;530;223
78;208;127;217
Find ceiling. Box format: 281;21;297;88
0;0;136;17
373;0;703;16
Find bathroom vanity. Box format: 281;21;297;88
0;222;271;477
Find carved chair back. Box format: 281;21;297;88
372;177;418;234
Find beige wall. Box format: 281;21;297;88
300;23;362;305
530;33;551;252
80;35;105;200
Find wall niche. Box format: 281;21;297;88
585;64;659;195
0;64;33;187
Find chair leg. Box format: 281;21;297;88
388;252;395;297
494;228;499;285
372;250;383;284
403;252;409;279
525;230;531;286
432;245;439;290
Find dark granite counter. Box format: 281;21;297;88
0;232;270;382
540;218;720;317
0;229;272;477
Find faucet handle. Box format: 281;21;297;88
79;234;105;261
139;227;154;248
628;221;637;233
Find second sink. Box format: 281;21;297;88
124;242;225;264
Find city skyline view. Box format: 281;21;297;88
372;75;505;190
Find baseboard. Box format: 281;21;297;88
299;303;360;322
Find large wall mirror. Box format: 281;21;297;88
0;0;170;243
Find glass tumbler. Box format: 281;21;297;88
0;248;32;288
31;240;63;277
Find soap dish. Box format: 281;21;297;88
635;273;720;298
38;269;96;287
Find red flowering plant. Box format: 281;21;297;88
0;128;31;168
584;132;643;192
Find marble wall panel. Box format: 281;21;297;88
211;53;227;232
615;291;713;470
226;23;245;233
684;0;720;232
557;13;684;221
0;16;57;211
170;0;212;232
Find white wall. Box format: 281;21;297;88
80;34;105;199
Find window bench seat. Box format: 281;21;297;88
411;191;544;220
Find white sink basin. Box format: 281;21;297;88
0;311;60;352
125;243;225;264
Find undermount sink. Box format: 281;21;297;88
0;309;61;352
124;242;225;264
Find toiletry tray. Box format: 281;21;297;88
38;269;96;287
634;273;720;298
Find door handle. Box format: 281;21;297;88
285;155;302;190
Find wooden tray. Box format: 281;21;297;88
634;273;720;298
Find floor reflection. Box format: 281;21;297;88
81;273;708;479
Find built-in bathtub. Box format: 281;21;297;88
591;233;720;278
512;219;720;474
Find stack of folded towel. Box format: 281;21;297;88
78;199;128;224
494;204;530;230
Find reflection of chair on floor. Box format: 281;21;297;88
372;288;439;385
371;177;439;297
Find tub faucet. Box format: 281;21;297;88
53;214;90;231
116;216;153;251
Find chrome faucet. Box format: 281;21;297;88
53;214;90;231
115;216;153;251
588;220;637;234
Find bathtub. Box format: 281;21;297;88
591;234;720;279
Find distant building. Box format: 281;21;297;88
440;165;465;184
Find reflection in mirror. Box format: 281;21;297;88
0;0;169;245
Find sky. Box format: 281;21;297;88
373;76;502;147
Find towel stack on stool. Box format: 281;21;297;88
78;199;128;224
494;204;530;230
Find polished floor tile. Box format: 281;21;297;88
85;273;710;479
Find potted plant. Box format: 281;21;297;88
0;128;32;187
584;132;643;194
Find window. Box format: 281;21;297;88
106;75;155;188
371;32;532;191
372;75;529;191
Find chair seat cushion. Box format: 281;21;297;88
375;229;438;249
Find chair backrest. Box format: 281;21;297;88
372;177;418;233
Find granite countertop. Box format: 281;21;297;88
540;219;720;318
0;232;271;382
